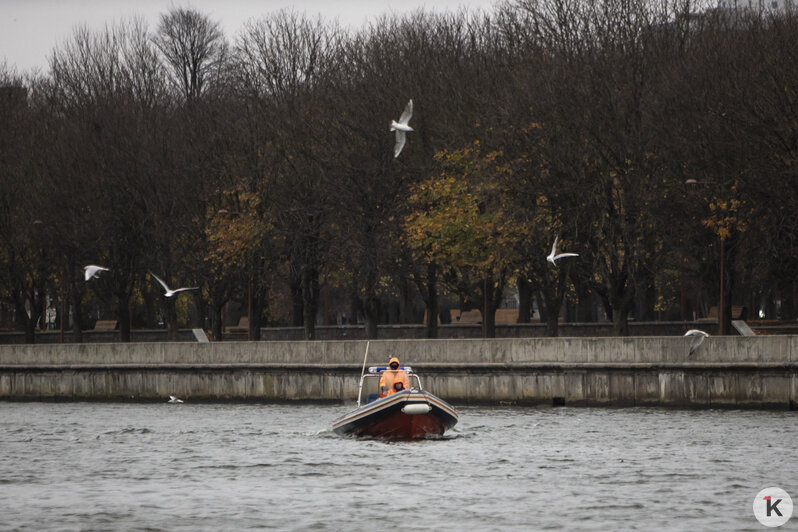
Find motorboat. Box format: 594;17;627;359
332;365;458;439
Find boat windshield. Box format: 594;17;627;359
357;370;422;407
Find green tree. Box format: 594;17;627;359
405;142;520;337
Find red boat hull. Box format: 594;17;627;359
332;390;458;439
348;408;447;439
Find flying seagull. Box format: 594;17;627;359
684;329;709;356
84;265;109;281
150;272;198;298
390;99;414;158
168;395;184;403
547;235;579;266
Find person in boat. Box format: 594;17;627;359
379;356;409;397
386;381;405;396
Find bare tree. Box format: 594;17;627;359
0;67;58;342
236;11;342;340
155;7;228;102
49;20;169;341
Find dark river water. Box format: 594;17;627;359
0;402;795;531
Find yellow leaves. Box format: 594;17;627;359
404;144;521;275
703;196;747;238
204;183;273;276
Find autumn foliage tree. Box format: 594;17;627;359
405;143;521;337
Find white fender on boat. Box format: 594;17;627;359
402;403;432;415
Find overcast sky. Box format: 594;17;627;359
1;0;500;73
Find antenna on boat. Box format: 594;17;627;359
360;340;370;380
356;341;370;407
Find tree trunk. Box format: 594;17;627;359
779;278;795;320
35;282;46;332
425;264;439;339
192;290;205;329
144;287;158;329
541;287;562;338
599;291;613;322
250;283;266;341
480;277;498;338
517;277;532;323
539;271;568;338
166;299;178;341
612;306;630;336
118;294;131;342
535;290;546;322
70;282;83;343
16;291;41;344
16;298;36;344
721;267;734;336
575;282;593;322
364;295;379;339
545;309;559;337
302;267;319;340
363;267;379;339
719;234;736;335
398;276;413;323
642;278;657;322
290;273;303;327
211;299;224;341
483;306;496;338
608;275;634;336
24;318;36;343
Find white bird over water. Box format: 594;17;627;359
84;265;109;281
390;99;414;158
150;273;198;298
684;329;709;356
168;395;184;403
547;235;579;266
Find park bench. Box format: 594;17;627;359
697;305;745;322
92;320;117;331
228;316;249;333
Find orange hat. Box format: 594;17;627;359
389;357;400;366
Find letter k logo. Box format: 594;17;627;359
754;487;792;527
765;496;783;518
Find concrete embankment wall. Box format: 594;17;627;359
1;337;796;409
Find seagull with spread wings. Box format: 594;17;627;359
684;329;709;356
546;235;579;266
83;265;109;281
150;272;198;298
390;99;414;158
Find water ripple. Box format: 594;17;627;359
0;403;795;531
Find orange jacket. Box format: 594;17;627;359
380;369;409;396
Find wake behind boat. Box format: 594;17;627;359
332;365;458;439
